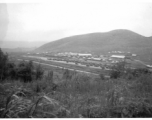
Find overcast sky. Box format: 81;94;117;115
1;0;152;48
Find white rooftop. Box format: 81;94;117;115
111;55;125;59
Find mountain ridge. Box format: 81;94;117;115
35;29;152;53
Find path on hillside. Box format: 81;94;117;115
134;59;147;66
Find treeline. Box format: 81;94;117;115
109;61;151;79
0;48;44;82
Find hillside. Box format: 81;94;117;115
35;29;152;63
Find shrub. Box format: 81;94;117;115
35;64;44;80
17;61;34;82
131;68;151;77
110;62;125;79
16;61;45;82
47;71;54;82
99;73;105;80
62;69;76;80
6;62;17;79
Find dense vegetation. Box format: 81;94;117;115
0;48;152;118
0;48;44;82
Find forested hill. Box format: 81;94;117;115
35;29;152;63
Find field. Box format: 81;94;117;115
13;54;110;76
1;51;152;118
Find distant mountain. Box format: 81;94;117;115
2;47;36;53
35;29;152;53
35;29;152;63
1;41;46;48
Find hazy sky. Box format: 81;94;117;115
1;0;152;48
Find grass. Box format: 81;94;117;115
1;63;152;118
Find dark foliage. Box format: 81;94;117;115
0;48;44;82
0;48;8;80
110;61;151;79
131;68;151;77
17;61;34;82
35;64;44;80
63;69;73;80
110;62;125;79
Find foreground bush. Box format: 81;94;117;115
0;48;44;82
1;72;152;118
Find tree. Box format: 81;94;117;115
99;73;105;80
0;48;8;80
17;60;34;82
63;69;72;79
35;64;44;80
110;61;126;79
7;62;17;79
